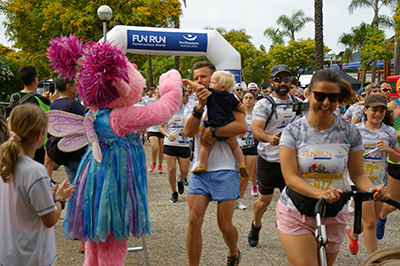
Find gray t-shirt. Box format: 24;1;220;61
252;95;304;162
279;115;363;211
355;122;398;186
0;155;57;266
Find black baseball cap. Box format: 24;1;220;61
270;64;291;78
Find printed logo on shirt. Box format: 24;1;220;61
277;119;291;129
277;112;294;118
301;150;332;160
335;151;344;159
309;163;326;173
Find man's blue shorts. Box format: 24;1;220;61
188;170;240;201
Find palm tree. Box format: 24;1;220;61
277;9;313;41
263;27;290;46
314;0;324;70
338;23;372;84
348;0;397;81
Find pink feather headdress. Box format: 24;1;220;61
46;34;83;80
47;35;130;108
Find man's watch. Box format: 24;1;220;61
210;126;217;138
54;198;65;210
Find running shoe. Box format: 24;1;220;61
346;226;359;255
158;166;163;174
177;177;184;194
248;221;261;247
148;163;156;173
376;216;387;240
250;186;258;197
236;198;247;210
183;177;189;186
226;248;241;266
170;192;178;203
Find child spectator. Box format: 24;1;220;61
0;104;74;266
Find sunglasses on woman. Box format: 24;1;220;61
312;91;340;102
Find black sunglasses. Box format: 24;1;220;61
236;89;243;91
312;91;340;102
360;93;367;97
272;76;291;83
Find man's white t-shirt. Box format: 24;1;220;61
191;107;238;172
0;155;57;266
252;95;304;163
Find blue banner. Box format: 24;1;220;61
224;69;241;84
127;30;208;52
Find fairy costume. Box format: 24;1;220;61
63;109;150;242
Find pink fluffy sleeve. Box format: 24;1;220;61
110;69;183;137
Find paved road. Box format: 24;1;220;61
53;143;400;265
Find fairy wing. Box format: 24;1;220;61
58;135;88;152
47;110;85;137
85;113;102;163
47;110;88;152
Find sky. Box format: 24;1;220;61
0;0;396;56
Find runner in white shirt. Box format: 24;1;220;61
159;89;192;203
146;86;165;174
346;94;400;256
248;64;306;247
277;69;389;266
236;91;258;211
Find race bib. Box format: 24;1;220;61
239;135;255;148
363;162;380;181
178;133;189;144
304;172;343;190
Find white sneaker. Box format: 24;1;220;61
348;197;355;213
236;198;247;210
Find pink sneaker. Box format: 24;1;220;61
251;186;258;197
148;163;156;173
158;166;163;174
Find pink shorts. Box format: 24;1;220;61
276;199;348;253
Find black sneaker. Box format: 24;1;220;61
226;248;241;266
170;192;178;203
177;181;184;194
248;221;261;247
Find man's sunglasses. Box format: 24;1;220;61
360;93;367;97
381;88;391;92
312;91;340;102
249;89;257;92
272;76;291;83
235;89;243;91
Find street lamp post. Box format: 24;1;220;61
328;50;335;69
97;5;113;43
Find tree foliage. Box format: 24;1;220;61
0;0;182;78
268;38;327;79
263;27;290;46
0;56;23;102
277;9;313;41
359;26;394;69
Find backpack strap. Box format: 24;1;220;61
18;92;38;105
64;99;75;112
264;96;276;128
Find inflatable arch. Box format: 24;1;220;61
105;25;242;83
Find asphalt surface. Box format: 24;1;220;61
53;142;400;266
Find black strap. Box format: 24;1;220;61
64;99;75;112
16;92;37;105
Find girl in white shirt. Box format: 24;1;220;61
0;104;74;266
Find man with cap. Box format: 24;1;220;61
233;83;244;99
248;64;304;247
248;82;260;94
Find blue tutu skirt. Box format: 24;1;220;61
63;109;151;243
